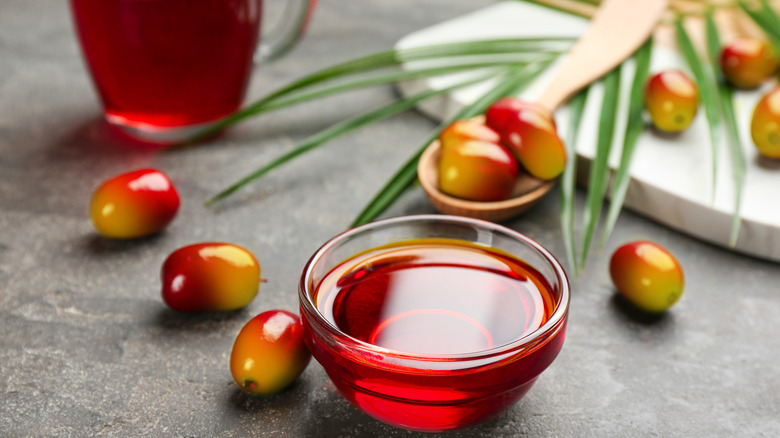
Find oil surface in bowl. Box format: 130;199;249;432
315;239;555;355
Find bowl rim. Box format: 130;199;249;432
298;214;570;362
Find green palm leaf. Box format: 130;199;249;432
738;1;780;51
704;11;745;247
675;18;722;201
579;66;621;269
599;38;653;248
560;87;589;275
188;38;571;143
759;0;780;27
205;70;504;205
235;57;557;117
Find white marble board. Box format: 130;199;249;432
395;1;780;263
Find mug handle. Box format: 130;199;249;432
255;0;317;62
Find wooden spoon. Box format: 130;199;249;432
418;0;668;221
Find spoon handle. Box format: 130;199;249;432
536;0;668;111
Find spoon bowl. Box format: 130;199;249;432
418;140;555;222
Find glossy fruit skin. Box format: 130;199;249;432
609;241;684;313
90;168;180;239
720;37;778;89
161;242;260;312
440;116;501;147
230;310;311;395
437;119;518;201
644;70;699;133
750;86;780;159
485;97;556;134
499;105;566;180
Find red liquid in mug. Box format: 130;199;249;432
70;0;262;128
308;239;566;431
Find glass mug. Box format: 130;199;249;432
69;0;316;143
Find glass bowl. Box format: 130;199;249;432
298;215;570;432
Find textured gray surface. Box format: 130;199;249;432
2;0;780;437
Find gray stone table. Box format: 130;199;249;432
2;0;779;436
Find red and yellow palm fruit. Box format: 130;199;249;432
437;119;518;201
609;241;684;313
161;242;261;312
497;103;566;181
644;70;699;133
720;37;778;89
750;86;780;159
89;168;180;239
230;310;311;395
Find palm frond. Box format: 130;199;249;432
205;71;505;205
675;18;722;201
560;88;589;276
705;11;745;247
187;38;571;143
738;1;780;51
579;66;621;269
599;38;654;248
